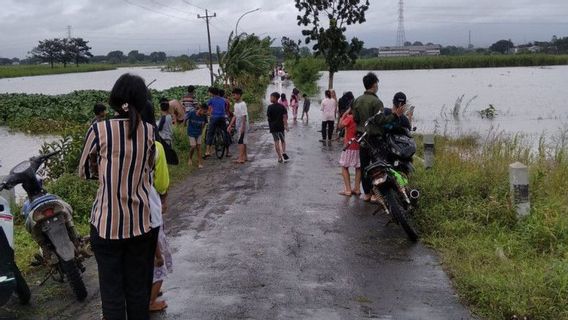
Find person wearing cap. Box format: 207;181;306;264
383;92;413;130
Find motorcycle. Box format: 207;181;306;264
0;151;88;301
346;112;420;241
0;190;31;306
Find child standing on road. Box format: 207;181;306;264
301;94;310;122
186;103;208;168
228;88;249;164
290;88;300;121
279;93;289;112
337;108;361;196
157;101;173;147
267;92;289;163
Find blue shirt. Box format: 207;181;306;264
208;96;226;118
186;109;207;137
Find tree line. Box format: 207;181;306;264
29;38;92;68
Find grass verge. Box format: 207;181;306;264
0;64;117;79
413;132;568;319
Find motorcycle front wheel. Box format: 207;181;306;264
61;260;87;301
385;189;419;242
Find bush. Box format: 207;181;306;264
286;57;323;95
45;173;98;224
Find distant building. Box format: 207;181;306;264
513;45;542;54
378;45;441;57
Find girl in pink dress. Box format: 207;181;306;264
279;93;289;112
337;108;361;196
290;88;300;121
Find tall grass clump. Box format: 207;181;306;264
352;54;568;71
413;132;568;319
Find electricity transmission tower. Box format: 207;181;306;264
396;0;406;47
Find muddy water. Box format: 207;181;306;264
315;66;568;140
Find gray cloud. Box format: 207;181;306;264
1;0;567;58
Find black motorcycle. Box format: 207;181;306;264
347;112;420;241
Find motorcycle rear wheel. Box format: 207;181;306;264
385;189;419;242
61;260;87;301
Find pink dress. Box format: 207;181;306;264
279;99;289;111
290;95;299;118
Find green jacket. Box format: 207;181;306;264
353;91;385;136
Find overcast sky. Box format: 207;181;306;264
1;0;567;58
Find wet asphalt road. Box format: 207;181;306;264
146;111;472;319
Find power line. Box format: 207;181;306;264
181;0;205;11
151;0;200;15
122;0;192;21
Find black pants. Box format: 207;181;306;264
321;120;334;140
360;146;372;195
90;225;159;320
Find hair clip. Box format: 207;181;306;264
121;103;129;113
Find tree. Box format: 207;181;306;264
404;41;412;47
127;50;145;64
68;38;92;67
107;50;125;64
295;0;369;89
149;51;167;63
490;39;514;54
30;38;64;68
281;36;301;61
413;41;424;46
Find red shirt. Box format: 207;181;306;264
341;115;359;150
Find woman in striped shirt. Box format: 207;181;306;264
79;73;158;320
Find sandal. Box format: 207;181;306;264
352;191;362;196
338;191;352;196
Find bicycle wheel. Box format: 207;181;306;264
214;129;225;159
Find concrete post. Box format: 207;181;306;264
424;134;435;169
0;176;15;207
509;162;530;218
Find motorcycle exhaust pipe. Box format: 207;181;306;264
409;189;420;200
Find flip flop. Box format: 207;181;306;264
362;195;371;202
338;191;352;196
352;191;362;196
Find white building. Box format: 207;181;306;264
378;45;441;57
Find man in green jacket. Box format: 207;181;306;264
352;72;385;202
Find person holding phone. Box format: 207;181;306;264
384;92;413;130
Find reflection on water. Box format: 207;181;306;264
0;65;219;94
312;66;568;140
0;127;56;199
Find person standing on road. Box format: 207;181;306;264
301;94;310;122
219;89;233;158
228;88;249;164
320;90;337;144
352;72;385;202
337;108;361;196
267;92;290;163
157;101;173;147
204;87;228;158
79;73;158;320
181;85;197;114
186;103;208;168
290;88;300;121
279;93;289;112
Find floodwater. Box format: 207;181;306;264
0;64;218;94
316;65;568;140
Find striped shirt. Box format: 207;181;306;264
79;119;156;240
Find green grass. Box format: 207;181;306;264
0;64;117;79
352;54;568;70
413;132;568;319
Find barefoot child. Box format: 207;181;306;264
337;108;361;196
228;88;249;164
186;103;208;168
267;92;290;163
149;141;173;312
301;94;310;121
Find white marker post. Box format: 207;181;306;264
509;162;530;218
424;134;435;169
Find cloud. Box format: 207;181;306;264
0;0;566;58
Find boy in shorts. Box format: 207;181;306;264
267;92;289;163
186;103;208;168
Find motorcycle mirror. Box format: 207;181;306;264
412;126;417;132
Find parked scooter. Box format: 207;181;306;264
0;194;31;306
0;151;87;301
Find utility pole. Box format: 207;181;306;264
67;25;72;39
198;10;216;86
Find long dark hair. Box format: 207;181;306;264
109;73;149;138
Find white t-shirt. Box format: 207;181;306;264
321;98;337;121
